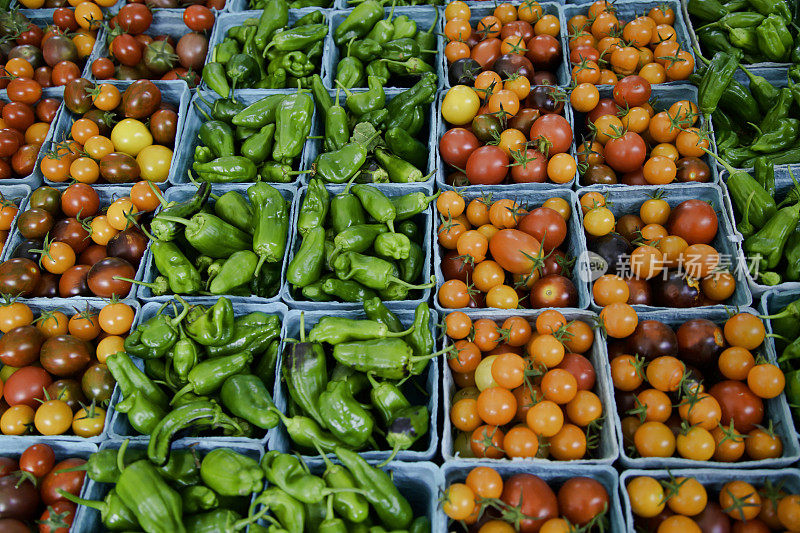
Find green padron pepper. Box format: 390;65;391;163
200;448;264;497
185;298;235;346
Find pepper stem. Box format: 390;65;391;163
112;276;169;296
154;215;192;226
299;311;306;343
387;274;436;290
193;100;213;122
170;383;195;406
376;442;400;467
759;307;800;321
407;344;458;367
426;6;439;33
56;488;107;513
343;175;358;194
385;324;416;337
334;79;354;98
148;182;169;208
702;147;736;175
116;439;129;475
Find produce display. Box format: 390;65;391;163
92;5;213;83
44;79;178;185
626;472;800;532
110;296;281;442
567;1;694;86
581;191;739;307
572;85;714;186
443;1;563;86
0;442;87;530
698;65;800;169
190;91;311;183
0;298;135;437
277;303;436;461
312;75;437;184
445;310;605;460
204;5;326;92
0;182;160;298
131;182;288;298
443;466;612;530
288;180;434;303
612;312;787;463
333;2;439;88
0;10;97;89
688;0;798;64
435;190;579;310
3;0;800;531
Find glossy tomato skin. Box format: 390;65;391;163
122;79;162;119
604;132;647;173
39;335;92;377
530;274;578;308
441;250;474;283
676;318;724;369
708;380;764;433
0;325;45;367
489;229;541;274
440;128;479;169
40;458;86;506
3;366;52;408
530;114;572;154
557;477;609;526
556;353;596;390
518;208;567;251
694;502;731;533
87;257;135;298
0;475;39;520
667;199;718;245
0;258;40;296
501;474;558;532
613;75;651;107
466;145;509;185
626;320;678;361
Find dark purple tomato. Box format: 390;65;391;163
615;214;644;243
51;217;90;253
149;109;178;145
175;32;208;71
0;519;29;533
493;53;534;80
441;250;474;283
28;186;61;216
41;35;77;67
16;207;53;239
526;34;560;70
87;257;135;297
694;502;731;533
676;156;711;183
0;325;45;367
581;163;617;185
527;85;564;114
11;239;41;263
529;274;577;308
46;379;86;412
100;152;141;183
40;335;92;377
0;458;17;477
708;380;764;433
121;79;161;119
0;475;39;520
32;272;59;297
653;271;702;307
676;318;724;369
625;277;651;305
63;78;93;114
588;233;631;274
106;226;148;266
81;363;114;404
626;320;678;361
0;258;40;296
58;265;91;297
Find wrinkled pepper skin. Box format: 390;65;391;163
297;178;329;236
200;448;264;497
220;373;280;430
250;487;305;533
273;91;314;164
114;390;167;435
287;225;326;288
334;0;385;45
334;448;413;529
283;336;328;426
261;451;326;504
206;312;280;358
745;202;800;272
249;182;289;274
185;298;234;347
116;460;186;533
319;380;376;448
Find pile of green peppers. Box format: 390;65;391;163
191;91;313;183
108;296;282;450
129;182;288;298
288;178;437;302
689;0;798;63
762;299;800;426
311;73;436;184
203;0;327;92
712;151;800;285
59;443;272;533
278;301;447;462
334;0;439;88
692;56;800;168
255;448;431;532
